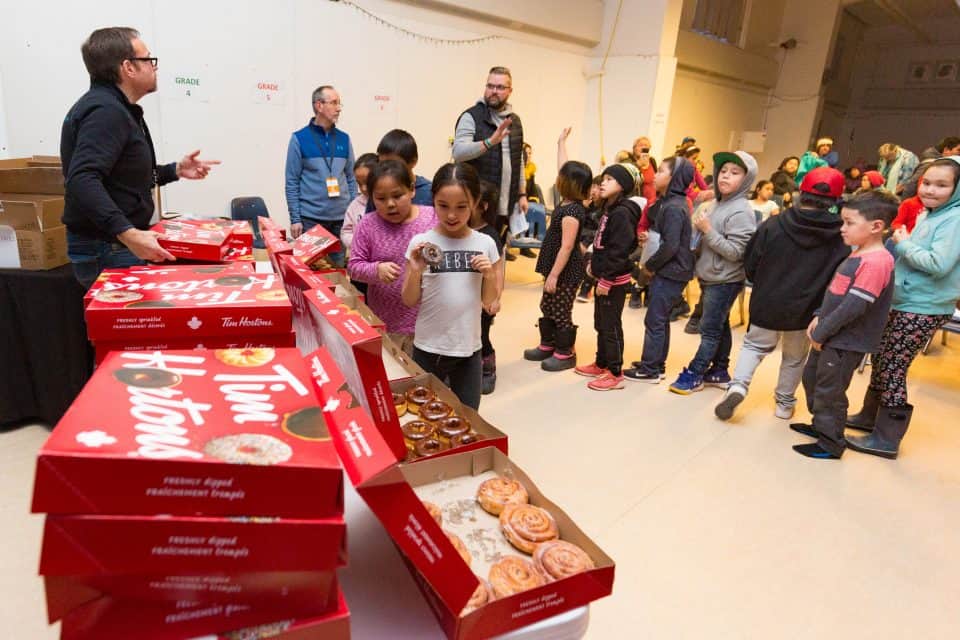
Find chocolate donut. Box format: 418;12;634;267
393;391;407;417
449;431;483;448
404;386;435;414
421;400;453;423
413;437;445;458
436;416;471;441
401;420;436;442
421;242;443;266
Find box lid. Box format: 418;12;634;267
32;348;342;517
290;224;341;267
308;347;480;615
0;193;64;230
152;220;230;247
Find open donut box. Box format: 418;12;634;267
289;221;341;270
310;349;615;640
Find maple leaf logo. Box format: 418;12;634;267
322;397;340;412
187;316;203;330
121;276;140;283
76;430;117;448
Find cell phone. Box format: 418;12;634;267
641;147;650;153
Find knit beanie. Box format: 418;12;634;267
863;170;884;188
602;163;639;195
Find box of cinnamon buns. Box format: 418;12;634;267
390;373;507;462
31;348;343;519
83;264;293;342
302;288;407;461
58;582;347;640
313;352;614;640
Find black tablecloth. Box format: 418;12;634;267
0;265;92;426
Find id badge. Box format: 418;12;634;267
326;176;341;198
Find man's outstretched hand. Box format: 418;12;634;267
176;150;221;180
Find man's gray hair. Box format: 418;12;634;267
312;85;335;112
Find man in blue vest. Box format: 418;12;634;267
285;85;357;265
453;67;528;258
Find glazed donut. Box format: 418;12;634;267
445;530;472;567
436;416;471;441
392;392;407;417
450;432;483;448
401;420;436;442
500;504;560;554
476;476;529;516
488;557;546;599
421;400;453;423
404;386;435;414
421;242;443;266
461;580;495;616
533;540;595;581
414;437;445;458
423;501;442;526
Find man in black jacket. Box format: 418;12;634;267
61;27;218;288
714;167;849;422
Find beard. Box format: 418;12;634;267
484;95;503;110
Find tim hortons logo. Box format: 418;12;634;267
117;352;311;460
101;274;279;307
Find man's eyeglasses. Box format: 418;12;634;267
486;83;511;92
319;100;343;107
128;57;158;69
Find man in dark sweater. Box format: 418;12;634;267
714;167;849;421
61;27;218;288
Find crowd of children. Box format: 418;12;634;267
333;123;960;461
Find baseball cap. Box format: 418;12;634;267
712;151;746;172
800;166;845;199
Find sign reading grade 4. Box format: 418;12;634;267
167;70;208;102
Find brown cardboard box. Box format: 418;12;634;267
0;167;65;194
0;192;67;269
0;156;62;170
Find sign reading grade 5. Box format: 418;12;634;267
253;80;286;105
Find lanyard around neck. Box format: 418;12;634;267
309;125;336;172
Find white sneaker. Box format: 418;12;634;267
774;403;795;420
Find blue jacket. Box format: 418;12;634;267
893;156;960;315
285;121;357;223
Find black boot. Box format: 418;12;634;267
847;404;912;459
542;326;578;372
481;352;497;395
846;386;882;432
519;247;537;258
628;287;643;309
523;318;556;361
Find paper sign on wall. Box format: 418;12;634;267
373;94;393;114
166;71;209;102
253;81;286;105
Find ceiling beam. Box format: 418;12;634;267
874;0;935;43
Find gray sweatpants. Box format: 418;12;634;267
730;324;810;408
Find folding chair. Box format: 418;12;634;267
230;197;269;249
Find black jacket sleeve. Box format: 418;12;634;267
157;162;179;186
64;104;136;238
743;221;766;283
594;208;637;281
644;205;682;273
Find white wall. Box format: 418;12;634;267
0;66;8;158
1;0;594;226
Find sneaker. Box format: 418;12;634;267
789;423;818;439
683;317;701;334
703;368;731;388
668;368;703;395
575;293;590;303
574;362;607;378
628;293;643;309
714;386;746;420
588;372;625;391
660;367;667;380
630;362;667;379
774;403;795;420
505;251;517;262
623;367;660;383
792;443;841;459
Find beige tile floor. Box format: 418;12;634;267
4;255;959;639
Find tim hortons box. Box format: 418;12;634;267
290;223;341;269
323;389;614;640
263;232;293;274
189;218;254;255
257;216;285;240
84;265;292;341
380;332;427;382
192;589;350;640
302;289;405;460
84;263;256;309
44;571;337;623
93;332;297;366
59;582;344;640
152;220;231;262
31;349;343;518
39;513;346;576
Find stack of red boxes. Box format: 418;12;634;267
84;264;296;364
258;217;292;273
151;219;255;263
31;347;351;639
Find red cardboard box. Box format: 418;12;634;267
290;223;341;269
93;332;297;365
44;571;337;623
303;289;405;459
32;349;343;519
257;216;285;240
84;265;292;341
264;233;293;274
59;583;344;640
84;264;256;309
200;591;350;640
313;365;614;640
153;220;230;262
39;513;346;576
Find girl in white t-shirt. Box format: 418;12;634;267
401;163;500;409
750;179;780;221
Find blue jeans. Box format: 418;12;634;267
67;230;145;290
303;218;345;267
413;347;483;410
687;281;743;375
637;275;687;375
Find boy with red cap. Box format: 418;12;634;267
715;167;850;422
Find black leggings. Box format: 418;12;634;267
540;283;578;330
593;283;628;375
481;311;495;357
413;347;483;410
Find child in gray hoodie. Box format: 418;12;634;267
669;150;758;394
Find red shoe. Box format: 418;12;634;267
588;372;625;391
574;362;607;377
